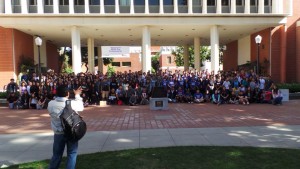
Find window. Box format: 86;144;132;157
264;0;270;6
120;0;130;6
167;56;172;64
90;0;100;5
164;0;173;5
250;0;257;6
59;0;69;5
112;62;121;67
45;0;53;5
29;0;37;5
193;0;201;6
74;0;84;5
122;62;131;67
236;0;243;6
105;0;115;5
134;0;144;5
149;0;159;5
12;0;20;5
222;0;229;6
207;0;215;6
178;0;187;5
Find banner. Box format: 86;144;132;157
102;46;130;58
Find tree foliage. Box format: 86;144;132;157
19;55;35;73
172;46;211;68
151;52;160;73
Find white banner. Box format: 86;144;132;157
102;46;130;58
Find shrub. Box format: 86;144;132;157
277;83;300;93
0;92;7;99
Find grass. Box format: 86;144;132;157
6;146;300;169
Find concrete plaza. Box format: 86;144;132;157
0;101;300;166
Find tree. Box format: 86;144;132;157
151;52;160;73
172;46;211;68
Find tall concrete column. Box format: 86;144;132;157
258;0;264;14
244;0;250;14
69;0;74;14
130;0;134;14
210;26;220;72
37;0;44;14
53;0;59;14
296;22;300;82
85;0;90;14
5;0;12;14
21;0;28;14
71;26;82;75
142;26;151;73
188;0;192;14
280;25;287;83
216;0;222;14
100;0;105;14
230;0;236;14
286;0;293;16
145;0;149;14
194;37;201;71
174;0;178;14
97;47;104;73
115;0;120;14
0;0;5;13
202;0;207;14
87;38;95;73
159;0;164;14
183;45;189;71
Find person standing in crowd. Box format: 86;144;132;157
47;86;84;169
6;78;18;94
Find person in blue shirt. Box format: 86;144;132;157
194;89;204;103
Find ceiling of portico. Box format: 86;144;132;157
0;16;286;47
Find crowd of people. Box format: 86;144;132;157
5;69;283;109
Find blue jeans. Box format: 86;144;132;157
49;133;78;169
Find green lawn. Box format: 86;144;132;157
6;146;300;169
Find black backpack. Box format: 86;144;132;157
60;100;87;141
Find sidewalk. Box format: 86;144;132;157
0;100;300;167
0;125;300;166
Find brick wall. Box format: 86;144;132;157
223;40;238;71
296;24;300;82
270;26;282;82
0;27;13;90
46;41;59;73
102;53;142;73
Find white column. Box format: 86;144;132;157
202;0;207;14
69;0;74;14
71;26;82;75
230;0;236;14
258;0;264;14
174;0;178;14
194;37;201;71
37;0;44;14
244;0;250;14
53;0;59;14
183;45;189;71
216;0;222;14
5;0;12;14
188;0;193;14
210;26;220;72
142;26;151;73
145;0;149;14
85;0;90;14
115;0;119;14
130;0;134;14
100;0;105;14
97;47;104;73
0;0;5;13
286;0;293;16
21;0;28;14
159;0;164;14
87;38;95;73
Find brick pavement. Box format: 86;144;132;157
0;100;300;134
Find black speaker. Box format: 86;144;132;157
151;87;167;98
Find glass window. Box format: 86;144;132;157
264;0;270;5
122;62;131;67
236;0;243;6
29;0;37;5
59;0;69;5
112;62;121;67
222;0;229;6
75;0;84;5
193;0;201;6
164;0;173;5
149;0;159;5
207;0;215;6
45;0;53;5
134;0;144;5
120;0;130;6
12;0;20;5
250;0;257;6
90;0;100;5
178;0;187;5
167;56;172;64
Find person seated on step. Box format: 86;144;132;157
193;89;204;103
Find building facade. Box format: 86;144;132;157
0;0;299;89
